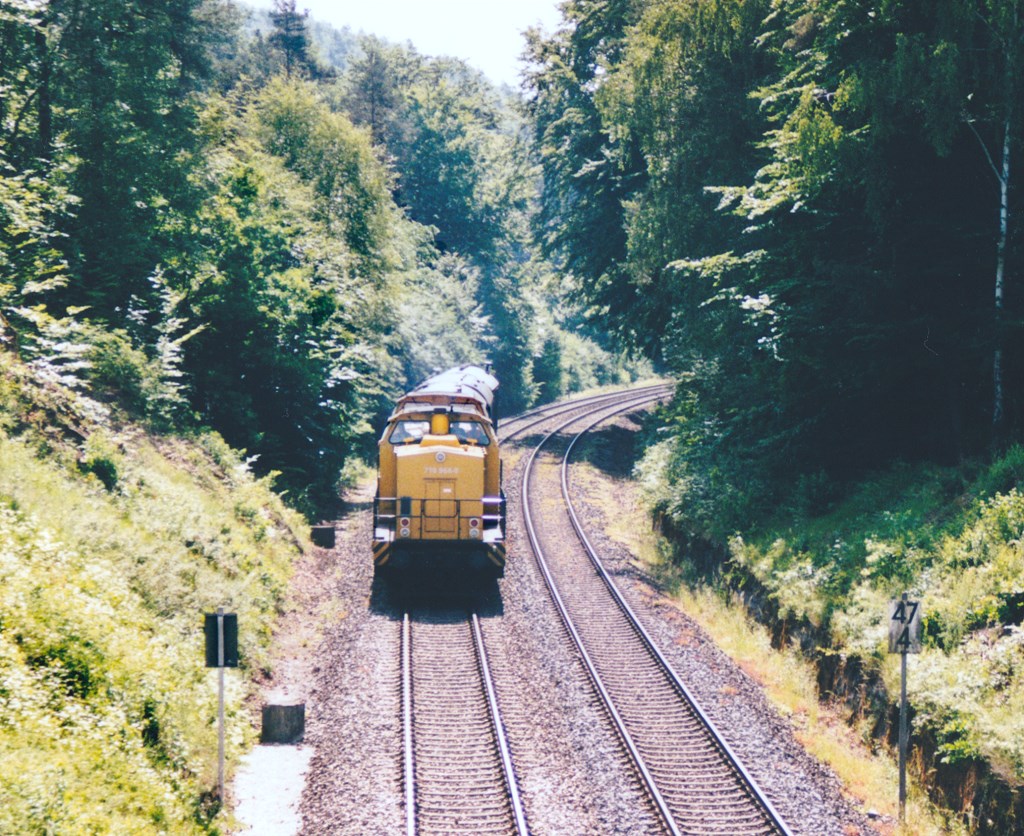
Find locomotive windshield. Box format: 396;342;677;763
388;419;490;446
451;421;490;446
389;420;430;443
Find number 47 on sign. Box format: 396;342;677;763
889;596;922;654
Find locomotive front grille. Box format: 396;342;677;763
373;495;505;542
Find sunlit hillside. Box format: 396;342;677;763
0;354;305;831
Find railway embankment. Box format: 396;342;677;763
642;452;1024;836
0;354;307;833
719;556;1024;836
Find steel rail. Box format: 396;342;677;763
502;381;671;426
402;613;416;836
402;610;528;836
561;408;794;836
499;383;672;444
471;612;530;836
519;390;683;836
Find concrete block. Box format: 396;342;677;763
261;704;305;744
311;525;335;548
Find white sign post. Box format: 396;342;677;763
204;608;238;803
888;593;921;823
217;611;225;802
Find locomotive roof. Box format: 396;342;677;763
390;402;492;423
397;365;498;414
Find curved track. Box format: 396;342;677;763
519;391;793;836
498;382;673;443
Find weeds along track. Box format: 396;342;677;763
520;392;793;836
401;609;527;836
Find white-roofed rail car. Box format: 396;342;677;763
373;365;506;578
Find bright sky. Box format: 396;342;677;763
281;1;564;88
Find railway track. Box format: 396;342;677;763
300;382;875;835
498;381;673;443
393;385;670;836
519;391;793;836
401;609;527;836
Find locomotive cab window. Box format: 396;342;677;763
389;420;430;444
451;420;490;446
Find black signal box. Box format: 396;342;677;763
204;613;239;668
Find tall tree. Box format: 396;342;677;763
0;0;50;164
42;0;223;319
181;81;404;507
596;0;771;354
961;1;1024;441
336;36;410;147
523;0;643;338
269;0;320;79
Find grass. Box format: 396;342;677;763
633;425;1024;830
725;469;1024;783
0;354;307;833
573;448;966;835
671;582;964;835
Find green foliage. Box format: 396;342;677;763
329;35;616;413
252;76;397;273
972;444;1024;499
330;36;412;147
523;4;639;331
0;1;50;163
39;0;224;318
532;335;563;405
268;0;322;80
1;0;638;521
175;80;406;509
528;0;1024;549
913;705;984;767
0;354;305;832
0;154;78;364
77;430;122;492
81;302;193;430
637;441;1024;780
393;253;494;384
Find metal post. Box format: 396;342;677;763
217;606;225;803
898;594;908;823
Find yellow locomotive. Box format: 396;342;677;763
372;365;506;577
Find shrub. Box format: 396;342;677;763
0;362;306;831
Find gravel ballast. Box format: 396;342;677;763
235;401;886;835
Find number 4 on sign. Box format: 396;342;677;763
888;593;922;824
888;597;922;654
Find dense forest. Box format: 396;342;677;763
11;0;1018;521
518;1;1024;824
525;0;1024;537
0;0;639;512
3;0;1024;829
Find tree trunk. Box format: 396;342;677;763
993;25;1015;445
993;113;1010;440
35;26;52;160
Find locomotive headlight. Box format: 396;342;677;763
468;519;481;539
400;527;411;538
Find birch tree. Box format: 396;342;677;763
964;0;1024;441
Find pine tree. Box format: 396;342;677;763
269;0;318;79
